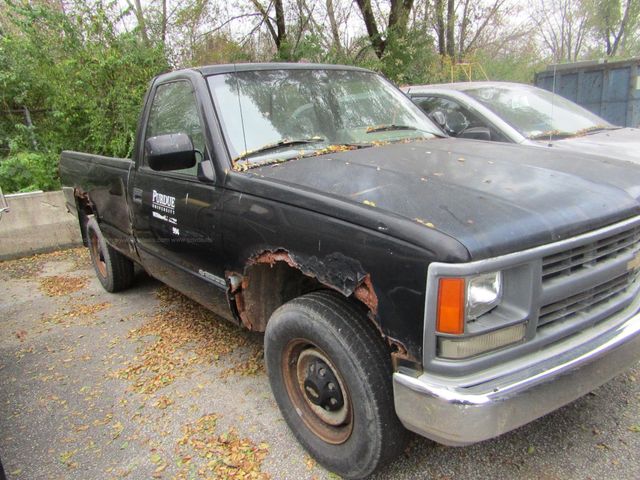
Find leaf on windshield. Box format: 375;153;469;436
573;125;613;137
414;218;435;228
232;144;359;172
528;130;575;140
366;124;415;133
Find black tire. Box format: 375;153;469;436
264;291;408;479
86;216;134;293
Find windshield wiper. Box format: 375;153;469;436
234;137;326;161
528;130;576;140
577;125;621;135
233;142;374;171
366;124;417;134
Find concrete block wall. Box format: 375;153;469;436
0;190;83;260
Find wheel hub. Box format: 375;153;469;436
303;358;344;412
284;345;352;442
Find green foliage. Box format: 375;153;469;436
349;29;442;85
190;34;253;66
0;0;167;192
473;49;546;84
4;0;622;196
0;151;60;193
290;34;325;62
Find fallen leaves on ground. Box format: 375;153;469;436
41;301;111;326
175;414;269;480
154;395;174;410
59;449;78;468
115;286;252;394
39;275;89;296
220;347;265;379
304;455;316;470
0;247;90;279
14;330;28;342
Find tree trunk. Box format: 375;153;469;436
355;0;385;58
446;0;455;57
161;0;167;47
356;0;414;59
326;0;343;54
435;0;446;55
249;0;282;54
274;0;287;49
132;0;150;46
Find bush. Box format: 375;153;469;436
0;151;60;193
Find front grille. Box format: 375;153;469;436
542;225;640;281
538;224;640;330
539;272;637;326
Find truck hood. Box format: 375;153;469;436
534;127;640;164
249;138;640;259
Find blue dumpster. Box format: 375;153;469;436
535;58;640;127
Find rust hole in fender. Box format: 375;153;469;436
227;249;382;334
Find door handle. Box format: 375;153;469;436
132;188;143;205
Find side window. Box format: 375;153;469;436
145;81;205;176
415;96;449;115
416;95;506;141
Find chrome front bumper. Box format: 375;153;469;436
393;308;640;446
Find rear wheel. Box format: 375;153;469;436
86;216;134;292
264;291;407;479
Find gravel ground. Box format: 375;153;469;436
0;248;639;480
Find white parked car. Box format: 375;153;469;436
404;82;640;163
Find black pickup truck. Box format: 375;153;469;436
60;63;640;479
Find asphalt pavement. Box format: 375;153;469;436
1;248;639;480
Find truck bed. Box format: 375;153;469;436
59;151;133;248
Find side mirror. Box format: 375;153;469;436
459;127;492;141
146;133;197;171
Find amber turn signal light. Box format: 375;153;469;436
436;278;465;334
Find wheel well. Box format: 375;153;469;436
75;193;94;247
231;260;371;333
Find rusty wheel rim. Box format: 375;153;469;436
282;339;353;445
89;231;107;278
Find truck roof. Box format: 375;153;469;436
404;81;527;93
190;62;372;77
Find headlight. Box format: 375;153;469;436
435;270;523;358
466;271;502;320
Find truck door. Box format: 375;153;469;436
130;78;228;311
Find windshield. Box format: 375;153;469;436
207;69;440;168
464;84;612;139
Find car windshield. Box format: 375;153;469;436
464;84;613;140
207;69;440;168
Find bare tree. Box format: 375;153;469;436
128;0;150;46
355;0;415;59
249;0;289;56
426;0;522;60
326;0;343;54
532;0;590;62
586;0;640;56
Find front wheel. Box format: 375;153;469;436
264;291;407;479
86;216;134;293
